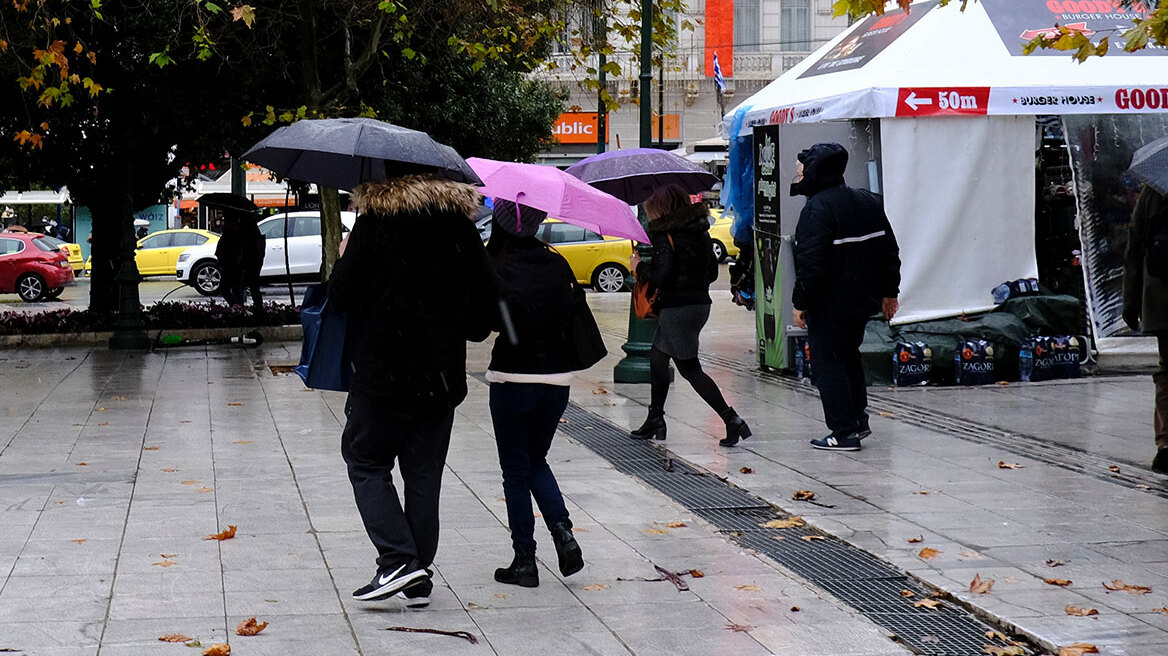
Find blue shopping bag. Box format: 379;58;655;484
295;283;351;392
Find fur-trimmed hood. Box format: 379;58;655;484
353;175;480;220
648;202;710;234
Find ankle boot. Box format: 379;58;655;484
631;407;667;441
494;550;539;587
548;521;584;577
718;408;752;447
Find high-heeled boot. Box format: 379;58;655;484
548;521;584;577
718;408;752;447
630;407;667;441
494;550;539;587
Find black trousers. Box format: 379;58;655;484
341;393;454;570
806;315;869;438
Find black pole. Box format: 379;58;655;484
658;57;664;146
639;1;652;149
598;50;607;154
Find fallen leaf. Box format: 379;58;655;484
1045;578;1072;587
914;598;943;609
1058;643;1099;656
801;535;826;542
226;403;244;406
467;602;488;609
792;490;816;501
71;539;86;544
1152;607;1168;614
98;422;108;426
735;584;760;592
996;381;1011;386
181;481;199;485
235;617;268;636
96;407;106;411
907;536;924;543
204;526;237;541
725;623;751;633
665;521;687;528
970;573;995;594
1108;465;1121;473
918;547;940;560
901;589;915;598
160;553;178;558
582;583;608;591
688;569;705;578
790;605;800;611
960;549;986;560
76;462;88;466
1065;604;1098;616
760;517;804;529
739;467;754;474
232;440;252;445
572;527;587;533
1103;579;1151;594
180;420;192;424
998;461;1025;469
143;446;159;451
153;560;177;568
644;528;669;535
202;644;230;656
158;634;193;643
983;646;1025;656
196;488;214;493
985;630;1008;641
877;411;893;417
493;593;507;599
110;395;127;401
1137;484;1152;490
1046;559;1067;567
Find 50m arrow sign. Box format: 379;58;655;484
896;87;990;117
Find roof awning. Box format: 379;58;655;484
0;189;71;205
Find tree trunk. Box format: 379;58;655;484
320;186;342;281
87;196;122;314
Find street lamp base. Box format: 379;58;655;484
109;329;152;350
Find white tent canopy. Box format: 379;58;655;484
728;0;1168;135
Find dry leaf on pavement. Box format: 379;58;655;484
985;630;1008;641
983;647;1024;656
918;547;940;560
907;536;924;543
493;593;507;599
801;535;826;542
1108;465;1121;473
1064;605;1098;616
181;481;198;485
204;525;237;541
1045;578;1072;586
665;522;687;528
160;553;178;558
226;403;244;406
1046;559;1067;567
901;589;915;598
959;550;986;559
153;560;177;568
790;606;801;611
998;461;1025;469
644;528;669;535
235;617;268;636
914;598;943;609
687;569;705;578
1058;643;1099;656
196;488;214;493
202;644;230;656
582;583;608;591
792;490;816;501
735;584;761;592
143;446;159;451
76;462;88;466
970;573;995;594
161;468;178;473
913;490;937;495
232;440;252;445
725;623;751;633
1102;579;1152;594
158;634;193;643
760;517;804;529
71;539;86;544
739;467;754;474
591;388;608;394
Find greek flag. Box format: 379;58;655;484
713;52;726;93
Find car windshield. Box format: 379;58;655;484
31;237;58;252
40;236;65;248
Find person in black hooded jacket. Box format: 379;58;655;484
328;173;500;607
790;142;901;452
631;184;752;447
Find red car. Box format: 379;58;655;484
0;232;75;301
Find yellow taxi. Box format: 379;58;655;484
39;236;84;274
707;208;740;262
86;228;219;277
537;219;633;292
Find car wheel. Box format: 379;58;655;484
191;261;222;296
712;240;727;262
592;264;628;293
45;287;64;300
16;273;46;302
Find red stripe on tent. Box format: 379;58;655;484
705;0;733;78
896;87;990;117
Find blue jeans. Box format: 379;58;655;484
489;382;572;554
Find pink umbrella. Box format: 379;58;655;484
467;157;649;243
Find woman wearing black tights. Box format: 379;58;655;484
631;185;752;447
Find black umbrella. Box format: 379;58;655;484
242;118;481;191
1129;135;1168;196
565;148;718;205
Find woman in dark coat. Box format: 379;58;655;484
632;185;752;447
486;199;586;588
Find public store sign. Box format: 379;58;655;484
553;113;608;144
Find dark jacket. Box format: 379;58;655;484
215;223;246;270
328;175;500;411
791;143;901;319
636;203;719;309
487;232;578;375
1124;187;1168;334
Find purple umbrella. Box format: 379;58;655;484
468;158;648;243
565;148;719;205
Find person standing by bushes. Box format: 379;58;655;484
485;199;586;588
630;185;752;447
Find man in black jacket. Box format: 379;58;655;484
791;143;901;452
329;174;500;605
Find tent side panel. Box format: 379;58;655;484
882;116;1037;325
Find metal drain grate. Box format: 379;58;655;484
553;399;1036;656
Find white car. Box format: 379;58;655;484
176;210;357;295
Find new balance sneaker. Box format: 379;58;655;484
396;571;434;608
353;560;428;601
810;434;862;451
856;428;872;440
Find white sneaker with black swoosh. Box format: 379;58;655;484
352;560;428;601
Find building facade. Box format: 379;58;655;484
534;0;850;165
